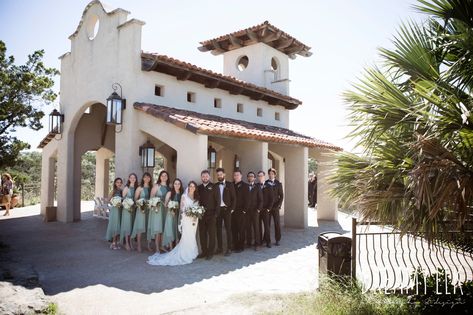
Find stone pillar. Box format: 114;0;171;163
237;141;268;176
176;134;208;185
40;147;57;216
281;146;308;228
95;148;112;198
315;152;338;221
56;133;75;222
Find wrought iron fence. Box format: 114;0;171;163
352;218;473;291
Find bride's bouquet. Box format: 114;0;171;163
149;197;162;213
136;198;149;213
185;205;205;220
110;196;123;209
122;198;135;213
167;200;179;215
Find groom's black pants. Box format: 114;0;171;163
199;215;216;256
216;206;232;251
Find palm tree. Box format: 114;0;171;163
331;0;473;240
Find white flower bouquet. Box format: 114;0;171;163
167;200;179;214
110;196;122;208
122;198;135;213
149;197;162;213
185;205;205;220
136;198;149;213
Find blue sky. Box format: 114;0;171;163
0;0;425;151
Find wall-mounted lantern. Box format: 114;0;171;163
208;146;217;169
139;140;155;168
234;154;240;171
106;83;126;126
49;109;64;135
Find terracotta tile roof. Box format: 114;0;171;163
37;132;56;149
198;21;312;58
141;52;302;110
134;102;342;150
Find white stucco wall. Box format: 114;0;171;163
223;42;290;95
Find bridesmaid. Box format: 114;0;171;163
163;178;183;251
120;173;138;251
132;172;152;252
105;177;123;249
149;171;170;253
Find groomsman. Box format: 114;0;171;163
215;168;236;256
232;170;250;252
266;168;284;246
246;171;263;250
197;170;220;260
257;171;273;248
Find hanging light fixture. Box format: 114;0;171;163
49;109;64;135
234;154;240;171
139;140;155;168
208;146;217;169
106;83;126;125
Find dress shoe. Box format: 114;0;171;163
275;241;280;246
234;249;243;253
206;255;213;260
215;248;223;255
224;250;232;256
254;246;258;251
197;253;206;259
266;243;272;248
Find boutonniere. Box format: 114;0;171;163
208;186;212;190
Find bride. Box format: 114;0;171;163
147;181;200;266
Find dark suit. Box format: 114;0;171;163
266;179;284;243
198;182;220;257
246;182;262;246
258;182;274;246
215;180;236;251
308;178;317;207
233;181;250;251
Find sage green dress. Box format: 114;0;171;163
147;185;170;240
120;186;135;243
131;186;150;238
163;192;181;246
105;190;122;241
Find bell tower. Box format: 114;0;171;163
198;21;312;96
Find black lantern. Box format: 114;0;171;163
208;146;217;169
106;83;126;125
49;109;64;134
139;140;155;168
234;154;240;171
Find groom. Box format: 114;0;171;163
197;170;219;260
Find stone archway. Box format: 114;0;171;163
71;103;115;221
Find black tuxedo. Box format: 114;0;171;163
308;178;317;207
265;179;284;243
233;181;250;251
258;182;273;246
198;182;220;257
246;182;263;246
215;180;236;251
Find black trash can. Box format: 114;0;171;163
317;232;352;276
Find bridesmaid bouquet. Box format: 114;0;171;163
168;201;179;215
122;198;135;213
149;197;162;213
110;196;123;209
136;198;149;213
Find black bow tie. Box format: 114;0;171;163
219;182;225;185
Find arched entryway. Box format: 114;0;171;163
72;102;115;221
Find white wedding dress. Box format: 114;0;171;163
147;189;199;266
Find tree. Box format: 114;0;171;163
0;40;59;169
330;0;473;240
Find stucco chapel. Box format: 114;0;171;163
39;0;342;227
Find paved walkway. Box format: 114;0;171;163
0;203;352;314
